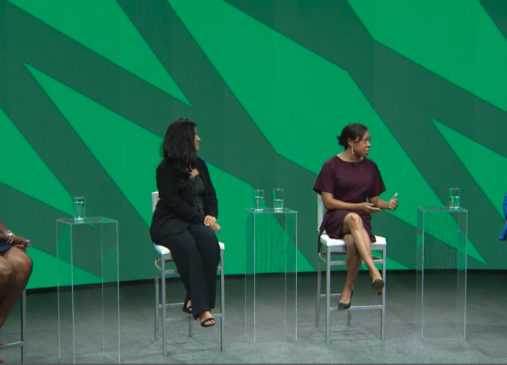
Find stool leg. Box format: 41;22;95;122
325;251;331;344
220;249;225;351
20;290;26;364
161;260;167;356
315;259;322;327
154;270;159;341
188;268;194;338
188;315;193;338
347;283;353;327
184;258;194;338
381;248;387;341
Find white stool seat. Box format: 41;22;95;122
154;244;171;256
154;242;225;256
321;235;387;249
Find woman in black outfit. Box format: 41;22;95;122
150;118;221;327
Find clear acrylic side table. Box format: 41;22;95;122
416;207;468;340
56;217;120;363
245;208;297;343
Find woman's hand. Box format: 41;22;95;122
388;193;398;211
211;222;221;234
204;215;217;227
358;202;381;213
12;236;30;250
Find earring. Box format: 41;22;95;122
351;145;355;155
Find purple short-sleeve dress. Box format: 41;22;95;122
313;156;386;244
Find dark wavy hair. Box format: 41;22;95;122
337;123;368;149
161;118;197;190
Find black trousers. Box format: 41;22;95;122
158;224;220;318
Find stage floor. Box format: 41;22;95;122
1;270;506;364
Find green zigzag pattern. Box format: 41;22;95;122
0;106;73;215
26;63;315;274
167;0;483;265
348;0;507;113
26;62;160;226
433;118;506;218
8;0;190;105
26;246;102;290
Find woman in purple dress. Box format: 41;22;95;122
313;123;398;310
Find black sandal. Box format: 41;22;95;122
200;317;215;327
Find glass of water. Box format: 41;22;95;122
73;196;86;221
448;187;461;209
253;189;264;210
272;188;284;211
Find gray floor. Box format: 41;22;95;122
1;270;507;364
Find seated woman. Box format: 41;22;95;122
150;118;221;327
313;123;398;310
0;219;32;362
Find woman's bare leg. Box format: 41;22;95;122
342;213;382;283
360;228;384;294
0;248;32;330
361;228;376;269
0;251;18;363
0;257;15;301
339;234;361;304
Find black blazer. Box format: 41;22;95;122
150;158;218;242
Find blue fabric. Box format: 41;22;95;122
500;193;507;240
500;224;507;241
0;241;12;253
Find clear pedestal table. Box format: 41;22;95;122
245;208;297;343
416;207;468;340
56;217;120;363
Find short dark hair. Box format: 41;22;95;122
337;123;368;149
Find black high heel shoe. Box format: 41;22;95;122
338;291;354;310
372;279;385;295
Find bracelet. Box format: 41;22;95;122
6;235;13;245
4;230;13;236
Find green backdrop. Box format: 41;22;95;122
1;0;506;289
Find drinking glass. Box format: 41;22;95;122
253;189;264;210
272;188;284;211
72;196;86;221
448;187;461;209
